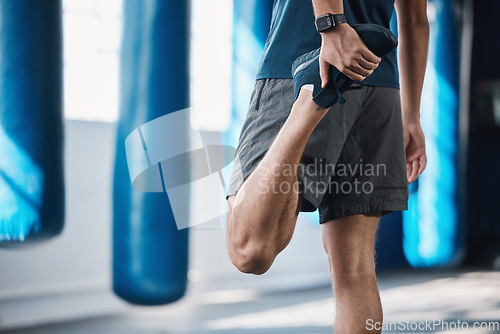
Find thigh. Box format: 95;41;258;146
318;86;408;223
226;79;295;199
299;87;365;211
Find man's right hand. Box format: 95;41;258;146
319;24;381;86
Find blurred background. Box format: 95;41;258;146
0;0;499;333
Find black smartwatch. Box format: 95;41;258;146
315;13;347;33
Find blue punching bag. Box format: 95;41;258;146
402;0;465;268
0;0;64;245
113;0;190;305
226;0;274;147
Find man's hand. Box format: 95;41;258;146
319;24;380;86
404;119;427;184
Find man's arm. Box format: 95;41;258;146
395;0;429;183
311;0;381;86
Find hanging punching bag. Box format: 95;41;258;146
225;0;274;147
113;0;190;305
0;0;64;245
402;0;465;268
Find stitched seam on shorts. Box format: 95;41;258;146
319;200;408;220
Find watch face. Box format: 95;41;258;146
317;15;333;32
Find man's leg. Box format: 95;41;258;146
321;213;382;334
226;89;327;275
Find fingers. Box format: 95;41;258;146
357;56;379;71
321;57;367;84
407;160;419;184
407;155;427;184
411;160;419;183
418;154;427;174
342;67;367;82
320;57;330;88
348;63;372;77
320;50;380;83
406;162;412;183
341;55;379;81
346;48;380;78
360;48;381;65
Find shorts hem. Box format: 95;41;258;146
319;200;408;224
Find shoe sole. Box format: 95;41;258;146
351;23;398;57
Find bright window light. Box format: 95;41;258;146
63;0;122;123
63;0;233;132
190;0;233;132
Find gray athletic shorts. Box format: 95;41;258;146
227;78;408;223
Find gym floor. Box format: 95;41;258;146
3;269;500;334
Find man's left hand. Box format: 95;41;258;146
404;119;427;184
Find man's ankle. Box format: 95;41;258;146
294;89;325;111
289;91;328;125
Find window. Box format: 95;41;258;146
63;0;233;132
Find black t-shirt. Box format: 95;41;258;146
256;0;399;89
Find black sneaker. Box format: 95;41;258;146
291;24;398;109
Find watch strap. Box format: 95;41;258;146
315;13;347;32
331;14;347;25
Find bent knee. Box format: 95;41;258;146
228;244;274;275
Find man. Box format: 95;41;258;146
225;0;429;332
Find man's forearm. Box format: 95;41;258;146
311;0;344;16
396;0;429;122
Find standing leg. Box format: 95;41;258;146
321;213;383;334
